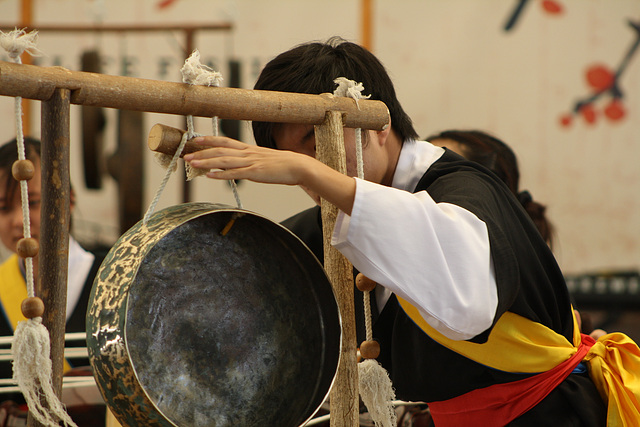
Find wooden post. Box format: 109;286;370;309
20;0;33;137
361;0;373;51
31;88;71;427
182;28;196;204
315;111;359;427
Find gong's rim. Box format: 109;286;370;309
87;202;342;427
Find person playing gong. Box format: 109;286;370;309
183;37;640;426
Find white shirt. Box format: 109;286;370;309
332;139;498;340
66;237;95;321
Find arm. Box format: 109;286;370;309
334;179;498;341
185;136;498;340
183;136;357;215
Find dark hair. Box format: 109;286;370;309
252;36;418;149
425;129;554;246
0;137;41;206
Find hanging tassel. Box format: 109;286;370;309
3;28;77;427
359;358;397;427
12;299;77;427
356;273;397;427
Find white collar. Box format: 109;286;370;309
66;237;95;320
391;139;445;192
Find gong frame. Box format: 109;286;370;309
0;59;389;427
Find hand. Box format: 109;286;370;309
184;136;314;186
183;136;357;214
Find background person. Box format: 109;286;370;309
0;137;107;426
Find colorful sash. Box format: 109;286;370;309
397;296;640;426
0;255;72;373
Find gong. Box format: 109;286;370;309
87;202;341;426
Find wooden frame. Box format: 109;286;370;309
0;60;389;427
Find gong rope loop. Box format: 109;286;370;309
145;49;242;224
1;28;78;427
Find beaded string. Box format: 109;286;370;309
1;28;77;427
333;77;396;427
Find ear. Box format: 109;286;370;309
375;120;392;147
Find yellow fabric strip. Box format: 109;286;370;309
0;255;72;374
397;296;576;373
396;296;640;425
584;333;640;427
0;255;29;329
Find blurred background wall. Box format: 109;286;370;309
0;0;638;279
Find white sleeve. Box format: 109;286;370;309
332;178;498;341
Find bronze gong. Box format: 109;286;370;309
87;202;341;426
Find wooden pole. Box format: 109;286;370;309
0;62;390;427
0;23;233;34
315;111;359;427
182;28;196;203
0;61;390;131
31;88;71;427
20;0;33;137
361;0;373;51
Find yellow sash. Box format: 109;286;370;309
397;296;640;426
0;254;72;373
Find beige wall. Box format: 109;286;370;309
0;0;638;274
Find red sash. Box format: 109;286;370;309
427;334;596;427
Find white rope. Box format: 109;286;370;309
1;29;40;297
334;77;396;427
333;77;371;109
147;49;242;219
145;127;195;224
334;77;371;334
1;28;78;427
0;28;42;60
363;289;373;342
334;77;368;193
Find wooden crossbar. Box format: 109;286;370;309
0;60;388;427
0;61;390;130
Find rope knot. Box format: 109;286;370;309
181;49;223;87
0;28;41;62
333;77;371;109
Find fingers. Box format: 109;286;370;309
183;136;250;169
187;150;251;171
191;135;246;150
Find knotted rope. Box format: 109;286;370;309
1;28;77;427
333;77;396;427
145;49;242;224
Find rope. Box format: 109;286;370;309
144;127;196;224
1;28;78;427
333;77;372;340
16;98;35;298
211;115;243;209
1;29;39;297
146;49;242;223
363;288;373;341
333;77;396;427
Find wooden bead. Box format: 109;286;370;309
16;237;39;258
360;340;380;359
355;273;376;292
21;297;45;319
11;159;35;181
